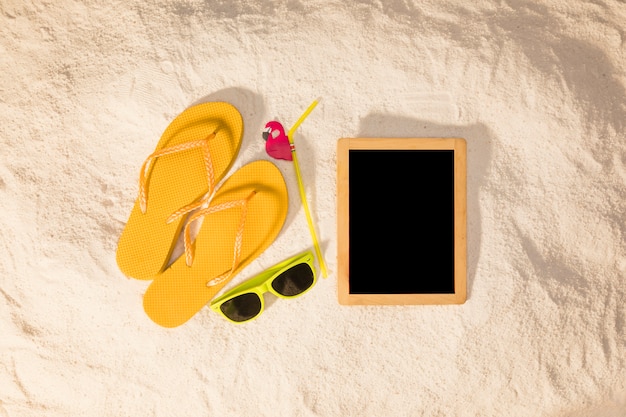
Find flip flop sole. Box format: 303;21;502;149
116;102;243;280
143;160;289;328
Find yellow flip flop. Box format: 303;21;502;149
142;160;289;328
116;102;243;280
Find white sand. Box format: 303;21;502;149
1;0;625;415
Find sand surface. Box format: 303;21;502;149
1;0;625;416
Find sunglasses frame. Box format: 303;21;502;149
209;250;316;324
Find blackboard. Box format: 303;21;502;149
336;138;467;305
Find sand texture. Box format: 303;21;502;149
1;0;625;416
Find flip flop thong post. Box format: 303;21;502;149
143;160;289;328
116;102;243;280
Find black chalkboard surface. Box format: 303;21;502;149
337;138;466;305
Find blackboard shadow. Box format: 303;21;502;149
357;114;493;300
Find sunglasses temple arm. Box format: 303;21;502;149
287;99;329;278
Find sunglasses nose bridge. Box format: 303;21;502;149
259;279;278;298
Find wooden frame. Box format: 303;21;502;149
337;138;467;305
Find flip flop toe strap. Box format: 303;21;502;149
138;133;217;213
181;191;257;286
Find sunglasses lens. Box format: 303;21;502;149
219;293;262;323
271;263;314;297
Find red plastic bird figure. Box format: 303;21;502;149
262;121;293;161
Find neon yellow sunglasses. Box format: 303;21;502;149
210;251;317;324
